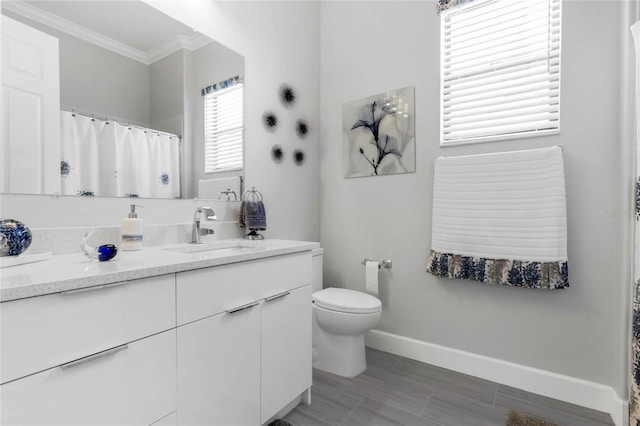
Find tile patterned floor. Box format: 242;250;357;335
284;348;615;426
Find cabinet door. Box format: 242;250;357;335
1;330;176;426
260;285;312;423
177;303;260;426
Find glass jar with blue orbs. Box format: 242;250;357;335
80;230;118;262
0;219;32;256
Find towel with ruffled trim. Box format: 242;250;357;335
426;146;568;289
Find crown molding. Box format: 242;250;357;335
146;33;211;64
2;1;210;65
2;1;149;63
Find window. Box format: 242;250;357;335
440;0;561;145
203;77;244;173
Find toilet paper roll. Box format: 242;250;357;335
365;260;379;296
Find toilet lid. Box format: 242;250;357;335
313;287;381;314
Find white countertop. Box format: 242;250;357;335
0;239;320;302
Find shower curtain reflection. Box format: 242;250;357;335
60;110;180;199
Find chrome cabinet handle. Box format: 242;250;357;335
265;291;290;302
60;344;129;369
60;281;128;295
226;301;259;314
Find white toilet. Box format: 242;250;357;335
311;248;382;378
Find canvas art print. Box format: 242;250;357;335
342;86;416;178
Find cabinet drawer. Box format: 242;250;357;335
1;274;176;384
177;251;311;325
1;329;176;426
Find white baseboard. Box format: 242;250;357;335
365;329;627;426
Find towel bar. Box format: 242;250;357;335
242;186;263;202
241;186;265;240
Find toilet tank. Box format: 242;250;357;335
311;248;324;293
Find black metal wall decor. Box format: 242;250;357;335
271;145;285;164
279;84;297;108
293;149;305;166
263;83;310;167
295;119;309;139
262;110;279;133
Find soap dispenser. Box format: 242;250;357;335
122;204;143;251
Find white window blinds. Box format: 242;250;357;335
440;0;561;145
204;83;244;173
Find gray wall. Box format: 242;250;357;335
320;0;628;395
147;0;321;241
150;49;184;137
149;49;187;198
3;10;151;127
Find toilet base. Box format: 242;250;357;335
312;320;367;378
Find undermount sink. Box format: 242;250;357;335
163;241;261;255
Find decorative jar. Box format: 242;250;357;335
0;219;32;256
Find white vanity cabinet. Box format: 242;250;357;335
0;275;177;426
176;252;312;426
0;243;315;426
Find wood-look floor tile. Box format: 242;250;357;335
494;384;614;426
285;375;364;426
421;389;510;426
341;397;439;426
311;364;434;418
286;349;615;426
312;368;369;399
352;364;434;416
391;358;498;405
365;347;401;371
283;408;335;426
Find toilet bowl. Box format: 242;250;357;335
311;248;382;378
312;288;382;377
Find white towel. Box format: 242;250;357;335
198;176;242;200
432;146;567;262
428;146;568;289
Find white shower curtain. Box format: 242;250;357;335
60;111;180;199
631;19;640;426
633;20;639;289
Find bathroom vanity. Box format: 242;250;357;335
0;239;317;425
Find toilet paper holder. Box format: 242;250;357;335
361;258;392;269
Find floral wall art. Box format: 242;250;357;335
342;86;415;178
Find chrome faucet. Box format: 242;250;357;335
192;207;217;244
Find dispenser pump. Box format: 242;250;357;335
128;204;141;218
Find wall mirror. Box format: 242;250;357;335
1;0;244;200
